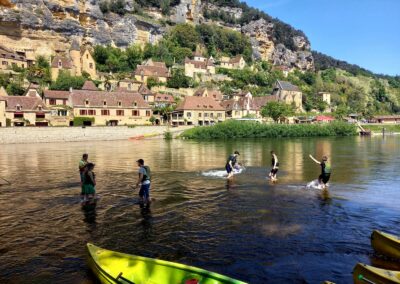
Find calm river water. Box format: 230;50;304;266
0;136;399;283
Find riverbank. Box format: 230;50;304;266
0;126;192;144
181;121;357;139
361;124;400;135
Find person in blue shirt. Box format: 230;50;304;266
225;151;240;179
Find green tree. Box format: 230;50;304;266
50;71;86;90
169;24;200;51
334;105;349;120
261;101;294;122
6;82;25;96
125;44;143;70
167;69;193;88
146;76;159;89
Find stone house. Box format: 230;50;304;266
138;84;155;103
184;57;215;78
69;90;152;126
118;79;142;92
0;98;6;127
271;80;303;111
2;94;50;127
194;88;223;101
219;55;246;70
221;92;274;119
0;45;32;70
134;60;169;84
154;93;175;108
171;96;225;126
51;40;97;81
43;90;72;126
317;92;331;111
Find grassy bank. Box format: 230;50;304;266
181;121;357;139
362;124;400;133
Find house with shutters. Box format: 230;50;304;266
219;55;246;70
184;57;215;78
0;45;33;70
221;92;275;119
171;96;225;126
134;60;169;84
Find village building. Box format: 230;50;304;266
69;90;152;126
118;79;142;92
1;92;50;127
271;80;303;111
134;60;169;84
0;98;6;127
138;84;155;103
219;55;246;70
194;88;223;101
372;115;400;124
221;92;274;119
50;40;97;81
43;90;71;126
171;96;225;126
81;80;98;91
184;57;215;79
0;45;33;70
317;92;331;109
154;93;175;108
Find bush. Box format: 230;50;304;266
50;71;86;90
73;117;95;126
164;131;173;140
181;120;357;139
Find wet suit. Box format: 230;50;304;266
225;154;237;174
319;161;331;184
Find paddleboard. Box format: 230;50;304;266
202;167;244;178
306;179;329;190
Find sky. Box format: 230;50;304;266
244;0;400;76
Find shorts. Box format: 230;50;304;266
270;168;279;175
319;173;330;184
139;183;150;199
226;165;232;174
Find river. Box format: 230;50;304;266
0;136;399;283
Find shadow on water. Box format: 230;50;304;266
82;203;97;226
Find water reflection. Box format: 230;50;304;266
0;136;399;283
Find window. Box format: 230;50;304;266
187;112;192;118
199;113;202;117
86;54;89;59
58;60;62;68
133;101;137;107
38;106;42;111
1;61;7;66
36;113;45;119
16;105;22;111
132;110;139;116
117;110;124;116
22;64;24;68
146;110;151;117
14;112;23;118
101;110;110;116
80;109;87;115
62;99;67;105
88;110;96;115
204;113;209;117
58;109;67;116
89;63;93;69
103;101;107;106
118;101;122;107
49;99;56;105
217;113;222;118
85;100;89;106
210;113;214;118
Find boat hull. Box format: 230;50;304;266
371;230;400;259
353;263;400;284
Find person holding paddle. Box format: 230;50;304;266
309;154;331;189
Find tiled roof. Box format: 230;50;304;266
4;96;47;111
253;96;277;110
43;90;70;99
26;90;38;97
0;45;26;62
154;93;174;103
82;80;98;91
138;84;152;95
176;96;224;111
143;59;167;68
134;65;169;78
229;55;243;64
194;88;223;101
51;55;73;69
184;57;214;69
70;90;150;108
276;80;300;92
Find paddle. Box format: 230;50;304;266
116;272;135;284
358;274;376;284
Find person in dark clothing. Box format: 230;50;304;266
226;151;240;179
268;151;279;182
309;154;331;189
134;159;151;205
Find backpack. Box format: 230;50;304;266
143;166;151;181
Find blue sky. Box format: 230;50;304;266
244;0;400;75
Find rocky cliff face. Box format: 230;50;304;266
0;0;313;70
242;19;313;71
0;0;163;56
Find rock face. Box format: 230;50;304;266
242;19;313;70
0;0;163;56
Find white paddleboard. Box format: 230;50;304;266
306;179;329;190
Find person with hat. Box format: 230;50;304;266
225;151;240;179
309;154;331;189
134;159;151;205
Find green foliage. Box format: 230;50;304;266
100;0;126;15
6;118;11;127
149;115;156;124
169;24;200;51
93;44;143;73
50;71;86;90
167;69;193;88
164;130;173;140
6;82;25;96
73;117;95;126
182;120;357;139
146;76;159;89
334;105;349;120
260;101;294;122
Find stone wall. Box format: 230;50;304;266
0;125;192;144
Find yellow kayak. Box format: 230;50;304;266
371;230;400;259
353;263;400;284
86;243;247;284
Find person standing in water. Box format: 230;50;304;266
82;163;96;202
79;153;88;200
269;151;279;182
225;151;240;179
309;154;331;188
135;159;151;205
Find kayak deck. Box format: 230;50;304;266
353;263;400;284
87;243;247;284
371;230;400;259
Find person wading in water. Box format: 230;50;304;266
225;151;240;179
134;159;151;205
268;151;279;182
79;153;89;201
309;154;331;189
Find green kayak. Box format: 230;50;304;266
87;243;247;284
